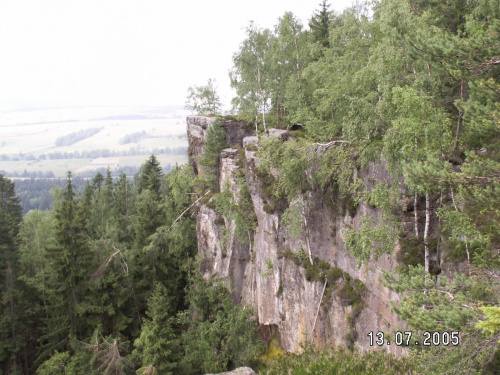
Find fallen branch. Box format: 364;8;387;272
315;140;350;154
315;140;350;147
91;247;129;282
312;279;328;336
164;190;211;234
480;59;500;67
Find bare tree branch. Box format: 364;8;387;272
164;190;211;234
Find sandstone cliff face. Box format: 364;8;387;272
187;116;408;355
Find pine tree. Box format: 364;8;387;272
137;155;163;198
0;174;22;273
39;172;94;359
309;0;332;48
133;283;180;375
180;274;263;374
112;173;134;244
130;158;167;319
0;175;24;375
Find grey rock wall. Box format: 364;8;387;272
187;116;407;355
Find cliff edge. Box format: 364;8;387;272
187;115;412;354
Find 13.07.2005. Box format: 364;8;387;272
367;331;460;346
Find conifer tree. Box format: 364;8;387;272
112;172;134;244
0;175;24;375
309;0;332;48
180;274;263;374
138;155;163;198
39;172;94;358
133;283;180;375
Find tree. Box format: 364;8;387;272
273;12;310;126
231;23;276;132
112;173;134;244
38;172;94;359
185;78;222;115
198;119;229;192
133;284;180;375
0;174;22;273
383;87;453;274
0;175;24;375
137;155;163;198
180;274;263;374
84;330;135;375
384;265;500;374
309;0;332;48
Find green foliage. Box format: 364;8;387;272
180;273;264;374
261;344;418;374
185;78;222;115
214;173;257;244
213;184;233;218
198;119;229;192
326;267;344;285
258;137;311;202
282;203;304;239
37;172;95;357
398;236;425;269
255;164;288;215
383;265;496;332
476;306;500;342
385;263;500;374
338;279;367;307
137;155;163;197
133;284;180;375
5;0;500;372
55;127;102;147
345;215;400;266
262;258;274;278
35;352;72;375
366;181;402;215
312;145;359;198
309;0;333;48
230;23;275;130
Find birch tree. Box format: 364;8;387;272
231;23;275;132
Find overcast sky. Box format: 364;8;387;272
0;0;354;110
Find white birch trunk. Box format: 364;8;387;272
424;192;431;274
414;191;419;238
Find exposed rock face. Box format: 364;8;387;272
205;367;256;375
187;116;409;355
187;116;254;175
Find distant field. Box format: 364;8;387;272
0;106;190;177
0;154;188;178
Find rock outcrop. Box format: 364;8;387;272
206;367;256;375
187;116;413;355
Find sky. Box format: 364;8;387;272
0;0;354;111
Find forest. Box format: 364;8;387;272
1;0;500;373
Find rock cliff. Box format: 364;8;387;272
187;116;420;355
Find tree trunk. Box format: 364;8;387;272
414;191;419;238
311;279;328;336
454;79;465;150
424;193;431;274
